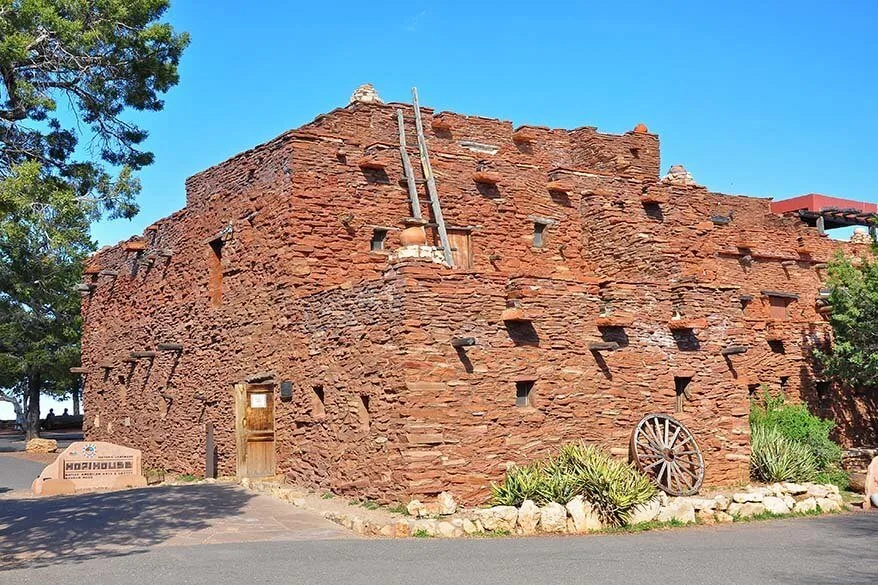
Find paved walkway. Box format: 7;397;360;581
0;483;354;570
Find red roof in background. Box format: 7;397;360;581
771;194;878;215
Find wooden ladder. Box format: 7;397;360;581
407;87;454;267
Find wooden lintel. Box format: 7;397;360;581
721;345;749;356
157;343;184;351
98;362;114;369
246;371;275;384
99;270;119;277
761;290;799;300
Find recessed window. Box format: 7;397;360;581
532;223;547;248
630;147;641;159
370;229;388;252
674;377;693;413
780;376;789;391
748;383;761;398
516;380;535;408
357;395;370;431
768;296;793;320
208;239;224;306
311;385;325;418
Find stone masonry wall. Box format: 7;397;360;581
80;98;876;505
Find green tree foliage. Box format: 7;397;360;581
816;252;878;387
0;1;188;438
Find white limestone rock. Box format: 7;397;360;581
728;502;765;517
626;498;661;525
517;500;541;534
437;491;457;515
476;506;519;532
657;498;696;524
732;491;764;504
566;496;603;533
763;496;791;515
793;497;818;513
815;497;841;513
540;502;568;533
349;83;383;104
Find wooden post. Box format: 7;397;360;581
234;383;246;479
205;422;217;479
816;215;825;235
397;109;422;220
412;88;454;267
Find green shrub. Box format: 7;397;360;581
490;443;656;526
750;391;842;468
750;422;818;483
815;468;851;491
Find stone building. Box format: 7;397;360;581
78;86;877;504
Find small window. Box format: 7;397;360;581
748;383;761;398
357;395;370;431
780;376;789;391
630;147;641;159
674;376;693;413
516;380;535;408
311;385;325;418
816;381;830;405
370;229;388;252
768;296;792;320
532;223;547;248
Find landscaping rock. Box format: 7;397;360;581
657;498;696;524
393;519;411;538
437;521;462;538
728;502;765;517
715;511;734;523
412;519;438;536
763;496;790;515
626;498;660;525
713;495;730;511
732;491;764;504
25;438;57;453
806;484;831;498
566;496;602;533
782;495;796;510
462;518;479;535
437;492;457;515
517;500;541;534
540;502;568;533
781;482;808;495
697;510;716;524
815;498;841;513
476;506;518;531
793;498;818;514
406;500;426;517
686;497;716;511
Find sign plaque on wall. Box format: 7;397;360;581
250;393;268;408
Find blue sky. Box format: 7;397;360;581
89;0;878;247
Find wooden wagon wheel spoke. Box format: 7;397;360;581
629;413;704;497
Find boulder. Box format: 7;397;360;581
566;496;603;533
657;498;696;524
728;502;765;517
793;498;817;514
763;496;790;515
26;438;58;453
626;498;660;525
697;510;716;524
436;521;463;538
517;500;541;534
411;519;438;537
476;506;518;531
540;502;568;533
437;492;457;515
713;495;730;511
732;491;764;504
462;518;480;535
815;498;841;513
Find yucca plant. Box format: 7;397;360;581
490;442;656;526
750;422;819;483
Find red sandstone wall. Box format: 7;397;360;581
80;99;876;504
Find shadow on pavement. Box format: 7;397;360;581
0;484;254;571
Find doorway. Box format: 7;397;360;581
234;383;276;479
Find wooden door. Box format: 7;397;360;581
446;229;473;269
234;383;276;479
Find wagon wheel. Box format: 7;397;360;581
629;413;704;496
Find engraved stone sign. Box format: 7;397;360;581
32;441;146;496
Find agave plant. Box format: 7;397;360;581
750;422;819;483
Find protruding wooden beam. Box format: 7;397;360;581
74;283;95;292
98;362;114;369
69;367;88;374
761;290;799;300
721;345;749;356
589;341;620;351
124;240;146;252
451;337;477;348
130;351;157;359
157;343;183;351
99;269;119;277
